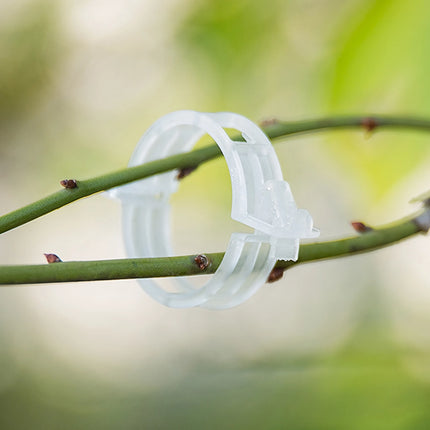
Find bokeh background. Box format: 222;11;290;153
1;0;430;428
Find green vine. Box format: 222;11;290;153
1;115;429;285
1;115;430;235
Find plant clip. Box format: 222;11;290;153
109;111;319;309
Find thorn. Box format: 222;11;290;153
267;267;284;283
177;166;198;180
361;117;378;137
194;254;209;271
351;221;373;233
260;118;279;128
44;253;62;263
60;179;78;189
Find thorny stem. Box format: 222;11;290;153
1;115;430;286
0;205;428;285
1;115;430;234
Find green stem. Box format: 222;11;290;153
1;115;430;234
0;207;427;285
261;115;430;138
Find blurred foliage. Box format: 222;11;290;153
329;0;430;113
325;0;430;201
1;339;430;429
177;0;284;108
0;1;61;122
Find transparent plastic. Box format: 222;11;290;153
109;111;319;309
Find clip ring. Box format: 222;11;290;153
110;111;318;309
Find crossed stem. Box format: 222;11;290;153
1;115;429;284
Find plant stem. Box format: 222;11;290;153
260;115;430;138
1;115;430;235
0;206;427;285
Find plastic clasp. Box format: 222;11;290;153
109;111;319;308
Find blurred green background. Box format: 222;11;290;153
1;0;430;428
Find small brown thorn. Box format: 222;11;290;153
267;267;285;283
44;253;62;263
351;221;373;233
361;117;378;137
194;254;209;271
177;166;198;180
260;118;279;128
60;179;78;189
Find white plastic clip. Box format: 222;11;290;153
109;111;319;309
